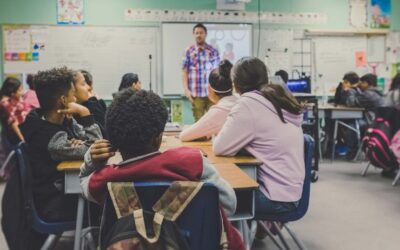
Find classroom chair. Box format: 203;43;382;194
15;142;77;250
252;134;314;250
100;182;222;250
0;122;18;180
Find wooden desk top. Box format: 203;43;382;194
318;104;365;111
305;103;365;111
58;136;260;170
57;160;258;190
161;136;260;164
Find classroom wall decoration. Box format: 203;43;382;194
57;0;85;24
370;0;391;28
3;26;37;62
124;8;327;25
2;25;157;99
349;0;368;28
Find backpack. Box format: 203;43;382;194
100;181;228;250
362;117;399;170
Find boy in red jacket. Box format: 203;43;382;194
79;89;244;250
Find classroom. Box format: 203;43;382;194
0;0;400;249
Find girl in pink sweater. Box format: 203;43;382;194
179;60;238;141
214;57;305;216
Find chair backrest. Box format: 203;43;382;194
100;182;221;250
15;142;75;234
259;134;314;222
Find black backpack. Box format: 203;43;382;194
100;182;227;250
362;117;398;170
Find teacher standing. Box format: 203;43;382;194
182;23;220;121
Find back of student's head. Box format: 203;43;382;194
118;73;139;91
231;57;268;93
390;73;400;91
0;77;22;98
360;73;377;87
34;67;74;113
106;89;168;157
275;70;289;84
208;59;233;97
343;72;359;84
232;57;303;123
80;70;93;87
26;74;36;90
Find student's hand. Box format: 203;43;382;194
342;85;351;91
184;89;194;103
69;138;84;147
58;102;90;117
90;139;116;163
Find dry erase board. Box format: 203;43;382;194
162;23;252;96
313;36;369;95
2;25;158;99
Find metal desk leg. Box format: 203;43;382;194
74;195;85;250
238;220;250;250
331;120;338;162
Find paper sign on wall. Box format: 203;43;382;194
355;51;367;67
57;0;85;24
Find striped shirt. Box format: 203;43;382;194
182;43;220;97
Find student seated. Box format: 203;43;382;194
346;73;384;109
73;70;107;136
179;60;237;141
20;67;102;223
333;72;359;105
117;73;141;91
80;89;244;250
385;73;400;109
23;74;40;109
213;57;305;217
81;69;107;108
0;77;30;144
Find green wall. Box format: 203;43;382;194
1;0;399;123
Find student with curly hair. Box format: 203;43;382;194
179;60;237;141
80;89;244;250
20;67;102;224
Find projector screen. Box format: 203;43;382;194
162;23;252;95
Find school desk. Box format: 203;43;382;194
306;104;365;161
57;146;260;250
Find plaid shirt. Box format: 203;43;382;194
0;97;30;125
182;43;220;97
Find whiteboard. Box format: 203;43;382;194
3;25;158;99
162;23;252;95
258;29;294;76
313;36;368;95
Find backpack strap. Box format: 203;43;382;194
152;181;204;221
107;182;142;218
153;181;228;249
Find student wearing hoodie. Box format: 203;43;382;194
179;60;237;141
20;67;102;224
213;57;305;216
346;73;384;109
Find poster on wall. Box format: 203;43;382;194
57;0;85;24
370;0;390;28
